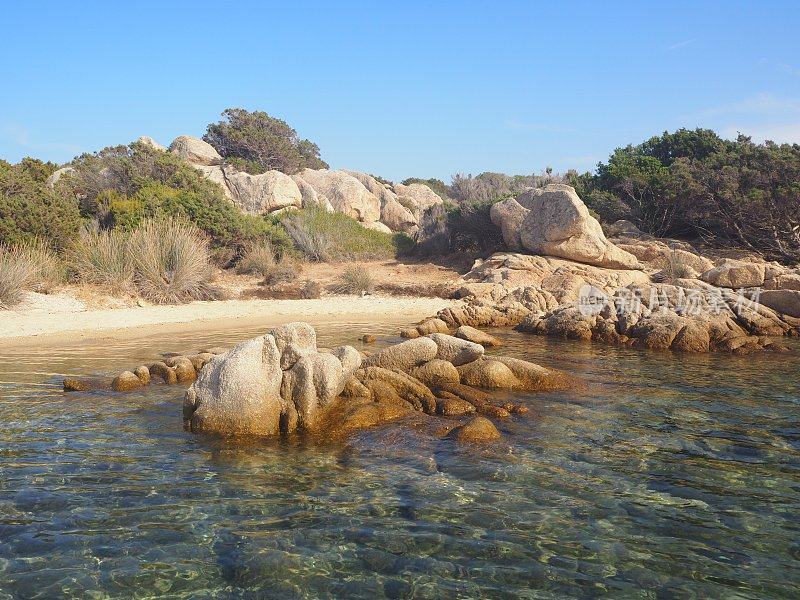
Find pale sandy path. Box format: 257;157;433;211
0;296;458;347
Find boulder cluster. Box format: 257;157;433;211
180;321;569;441
157;135;443;234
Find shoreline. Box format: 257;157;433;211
0;295;457;349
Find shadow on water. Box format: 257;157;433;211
0;321;799;598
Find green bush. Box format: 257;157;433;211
203;108;328;174
280;208;404;261
580;128;800;261
0;159;82;251
66;145;292;254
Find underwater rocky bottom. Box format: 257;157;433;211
1;321;799;598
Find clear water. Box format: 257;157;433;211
1;321;799;599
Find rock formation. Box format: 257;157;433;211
493;184;641;269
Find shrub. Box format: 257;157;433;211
331;265;375;295
300;279;322;299
0;159;82;251
0;248;34;309
237;240;277;276
12;238;65;292
129;219;220;304
67;143;292;253
448;200;505;254
281;208;401;261
262;262;298;287
203;108;328;174
69;229;134;292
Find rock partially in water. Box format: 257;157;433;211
448;416;501;443
409;359;460;388
149;362;177;385
184;335;284;436
63;377;105;392
111;371;142;392
457;359;520;389
436;396;476;416
455;325;502;347
428;333;484;366
364;337;438;371
134;365;151;384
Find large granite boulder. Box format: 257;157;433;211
392;182;444;217
516;184;640;269
296;169;381;223
759;290;800;318
168;135;222;166
701;260;765;288
291;174;335;211
343;171;418;233
223;169;302;215
364;337;438;371
490;198;528;251
183;335;284;436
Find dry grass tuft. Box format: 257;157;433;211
129;219;220;304
70;229;134;292
237;240;277;276
0;249;35;309
331;265;376;295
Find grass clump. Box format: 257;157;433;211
331;265;376;295
300;280;322;299
280;208;403;262
129;219;220;304
8;238;65;292
69;229;134;292
0;248;35;309
237;240;277;276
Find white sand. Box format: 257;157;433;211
0;295;457;346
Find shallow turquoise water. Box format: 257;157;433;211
1;322;799;599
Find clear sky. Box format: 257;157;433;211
1;0;799;181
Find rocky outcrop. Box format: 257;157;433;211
183;322;361;436
183;334;284;436
490;198;528;251
168;135;222;166
342;172;420;234
701;260;766;288
513;184;640;269
221;168;302;215
759;290;800;318
135;136;166;151
45;166;75;188
392;182;445;217
295;169;381;224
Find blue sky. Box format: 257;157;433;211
1;1;799;181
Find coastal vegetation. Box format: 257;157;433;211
2;115;799;315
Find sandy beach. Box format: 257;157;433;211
0;295;458;347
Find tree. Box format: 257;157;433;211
203;108;328;174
